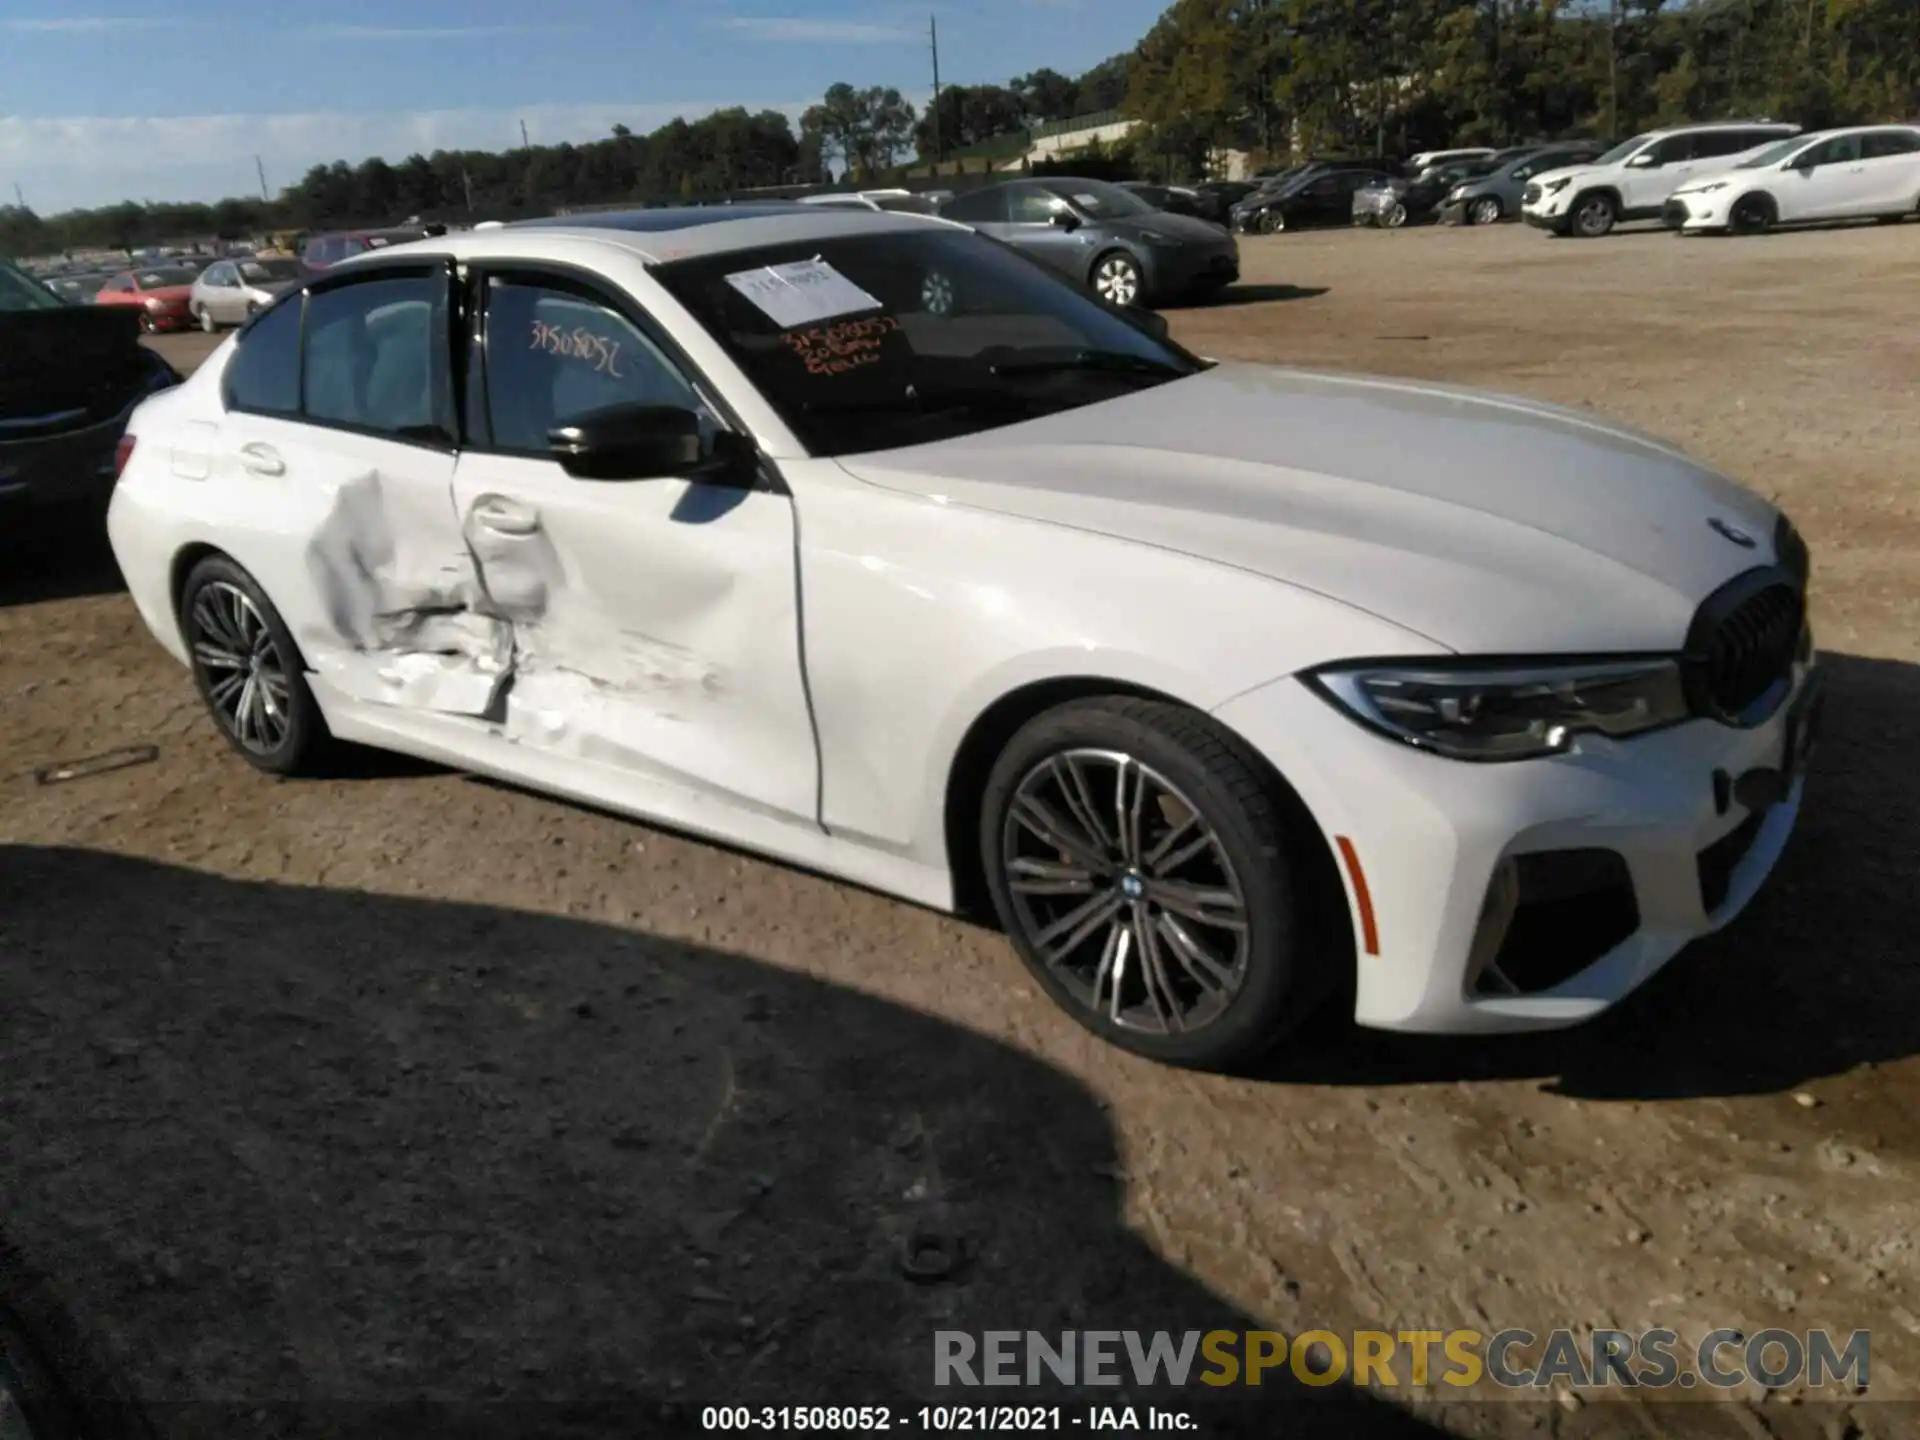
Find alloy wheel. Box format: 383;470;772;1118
1093;255;1141;307
187;581;292;755
1574;196;1615;237
1471;197;1501;226
1385;202;1408;229
1000;748;1250;1035
920;269;956;316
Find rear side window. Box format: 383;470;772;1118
302;274;451;443
1862;131;1920;159
223;295;303;416
1695;130;1766;159
941;188;1007;223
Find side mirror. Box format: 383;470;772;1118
548;403;745;482
1049;209;1080;231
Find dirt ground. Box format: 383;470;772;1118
3;220;1918;1439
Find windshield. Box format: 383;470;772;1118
0;259;66;311
1593;133;1655;167
136;268;198;288
873;193;936;215
653;229;1201;458
1739;136;1813;168
239;259;304;282
1042;179;1155;219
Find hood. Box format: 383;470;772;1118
141;285;194;301
832;365;1780;655
1530;164;1602;191
1111;210;1229;243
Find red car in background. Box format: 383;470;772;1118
94;266;201;333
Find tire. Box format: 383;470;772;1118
178;555;331;775
979;696;1333;1070
1570;191;1617;238
137;313;156;334
1469;196;1502;226
1384;202;1409;230
1729;194;1775;235
1090;251;1144;309
196;305;216;333
1260;209;1285;234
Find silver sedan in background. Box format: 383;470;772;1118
187;256;306;331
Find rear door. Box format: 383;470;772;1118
447;264;818;824
212;264;487;713
1858;129;1920;214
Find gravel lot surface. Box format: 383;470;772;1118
3;220;1917;1439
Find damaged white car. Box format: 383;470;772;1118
108;205;1821;1070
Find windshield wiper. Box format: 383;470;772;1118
985;349;1190;380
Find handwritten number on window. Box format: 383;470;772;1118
529;318;624;377
780;314;899;377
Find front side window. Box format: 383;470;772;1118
1040;179;1154;219
1739;136;1814;169
224;294;303;416
481;277;704;455
1009;184;1066;223
1595;133;1656;167
653;228;1202;458
301;273;450;443
938;188;1006;223
1804;134;1862;167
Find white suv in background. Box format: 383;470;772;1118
1523;121;1802;237
1663;125;1920;234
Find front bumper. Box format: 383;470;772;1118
1146;244;1240;296
141;308;195;332
1213;663;1821;1034
1437;200;1467;225
1522;208;1570;233
1663;195;1727;232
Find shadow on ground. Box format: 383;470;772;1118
0;513;124;610
1183;283;1329;308
1261;651;1920;1104
0;845;1447;1440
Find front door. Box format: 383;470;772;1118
995;184;1098;278
1778;134;1869;222
449;267;818;825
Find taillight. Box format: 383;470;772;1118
113;435;136;478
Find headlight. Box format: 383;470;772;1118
1445;187;1466;201
1542;177;1573;195
143;296;166;310
1304;658;1690;762
1692;182;1729;194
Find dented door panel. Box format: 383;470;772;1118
449;452;818;825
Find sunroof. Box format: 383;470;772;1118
509;204;808;232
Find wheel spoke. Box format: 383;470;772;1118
1133;904;1181;1032
1143;807;1201;871
1149;879;1247;933
192;640;246;671
1115;758;1147;869
1009;857;1098;897
234;675;259;746
192;592;244;653
1013;791;1110;875
207;672;246;710
1033;891;1123;965
1157;913;1237;995
1153;826;1214;878
1101;922;1132;1023
1051;755;1116;855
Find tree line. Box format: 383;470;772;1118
5;0;1916;257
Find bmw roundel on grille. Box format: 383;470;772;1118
1708;517;1758;548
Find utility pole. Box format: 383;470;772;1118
462;168;475;213
11;182;24;210
254;154;269;201
1607;0;1620;141
520;118;530;149
929;15;943;168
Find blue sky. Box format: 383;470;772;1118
2;1;1166;215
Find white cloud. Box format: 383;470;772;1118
301;25;574;40
0;101;812;214
0;15;171;32
720;17;915;42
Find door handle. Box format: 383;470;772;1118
472;497;540;536
237;441;284;477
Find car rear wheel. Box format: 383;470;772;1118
1469;196;1502;226
980;696;1334;1071
1571;193;1617;238
179;555;331;776
1091;251;1143;308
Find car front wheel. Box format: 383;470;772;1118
1571;193;1617;238
196;305;217;333
980;696;1333;1070
179;555;330;775
1469;196;1502;226
1091;251;1144;308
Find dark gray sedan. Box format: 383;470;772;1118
1436;143;1608;225
938;177;1239;308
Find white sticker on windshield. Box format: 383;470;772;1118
724;258;882;330
1072;194;1101;207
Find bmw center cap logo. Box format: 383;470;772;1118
1121;874;1145;900
1708;517;1757;548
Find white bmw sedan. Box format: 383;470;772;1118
106;204;1822;1069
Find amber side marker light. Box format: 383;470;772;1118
1334;835;1380;956
113;435;136;478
